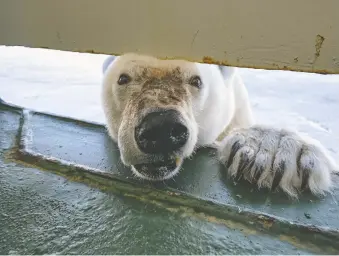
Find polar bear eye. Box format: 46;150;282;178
117;74;131;85
189;76;202;89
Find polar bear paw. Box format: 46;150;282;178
218;125;338;198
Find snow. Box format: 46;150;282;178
0;46;338;159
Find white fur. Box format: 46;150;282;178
102;54;338;198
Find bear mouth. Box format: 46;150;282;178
131;157;183;181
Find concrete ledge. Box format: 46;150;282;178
1;100;339;253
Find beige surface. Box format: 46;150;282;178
0;0;338;74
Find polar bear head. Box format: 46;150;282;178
101;53;236;180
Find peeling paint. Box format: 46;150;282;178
313;34;325;64
315;34;325;58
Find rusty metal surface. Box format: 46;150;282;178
1;100;339;254
0;0;339;74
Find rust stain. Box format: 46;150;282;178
202;56;218;64
202;56;230;66
123;194;258;236
315;34;325;58
258;215;275;229
28;46;338;74
200;55;334;74
313;34;325;64
177;208;258;236
262;220;274;229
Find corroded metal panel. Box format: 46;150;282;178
0;0;339;73
0;102;317;255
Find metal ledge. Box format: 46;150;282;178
1;100;339;254
1;0;339;74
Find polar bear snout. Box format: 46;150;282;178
135;109;189;155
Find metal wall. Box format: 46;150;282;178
1;0;338;73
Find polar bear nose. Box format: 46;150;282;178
135;109;189;154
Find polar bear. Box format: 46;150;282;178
101;53;338;199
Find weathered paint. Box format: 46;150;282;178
0;0;339;74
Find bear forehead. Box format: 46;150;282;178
119;54;195;74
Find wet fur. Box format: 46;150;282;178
102;53;338;199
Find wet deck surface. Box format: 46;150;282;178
1;101;339;254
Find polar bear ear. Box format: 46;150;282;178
102;55;117;74
218;65;237;81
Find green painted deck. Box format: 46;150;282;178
1;100;338;254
